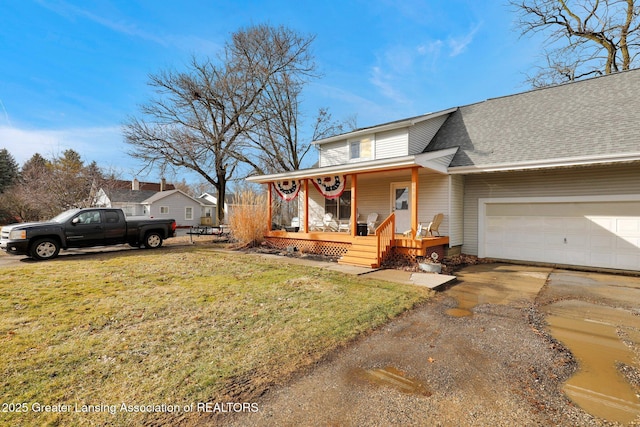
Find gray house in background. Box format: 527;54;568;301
96;179;206;227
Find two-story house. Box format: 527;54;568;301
247;69;640;271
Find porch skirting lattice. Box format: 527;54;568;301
266;235;447;268
384;245;446;266
266;237;350;258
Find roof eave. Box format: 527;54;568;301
448;152;640;174
313;107;458;146
246;148;459;184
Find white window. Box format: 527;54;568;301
160;206;169;214
348;137;373;161
185;207;193;220
350;141;360;159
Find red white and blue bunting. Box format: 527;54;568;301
272;180;302;201
311;175;347;199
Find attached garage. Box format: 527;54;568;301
479;197;640;271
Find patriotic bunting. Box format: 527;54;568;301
272;180;301;201
311;175;346;199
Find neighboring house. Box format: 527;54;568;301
96;179;206;227
198;192;236;224
247;69;640;271
141;189;205;228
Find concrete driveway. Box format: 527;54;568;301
540;269;640;424
215;263;640;427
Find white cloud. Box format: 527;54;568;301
369;66;410;105
447;23;481;57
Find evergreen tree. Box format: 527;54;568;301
0;148;19;193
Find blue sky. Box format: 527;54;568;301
0;0;541;183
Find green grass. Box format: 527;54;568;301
0;247;431;426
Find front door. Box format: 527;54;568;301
391;182;411;233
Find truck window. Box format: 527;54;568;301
76;211;102;225
105;211;119;224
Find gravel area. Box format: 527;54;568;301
207;290;616;426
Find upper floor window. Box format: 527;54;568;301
349;137;373;161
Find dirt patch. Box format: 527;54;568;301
210;299;591;427
205;264;620;427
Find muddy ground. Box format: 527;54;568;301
203;263;640;427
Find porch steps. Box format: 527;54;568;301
338;239;381;268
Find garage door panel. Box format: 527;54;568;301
615;254;640;270
483;201;640;271
544;217;566;232
617;218;640;235
564;218;590;232
590;235;616;250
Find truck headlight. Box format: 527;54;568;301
9;230;27;240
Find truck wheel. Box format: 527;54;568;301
144;232;163;249
30;238;60;260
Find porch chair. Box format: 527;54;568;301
426;213;444;236
310;214;326;231
366;213;379;234
338;210;360;233
323;213;338;231
311;213;337;231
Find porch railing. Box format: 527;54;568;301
375;212;396;265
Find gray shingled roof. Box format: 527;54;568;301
104;189;158;203
425;68;640;168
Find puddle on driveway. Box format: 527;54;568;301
446;266;640;423
544;300;640;425
444;264;550;317
349;366;431;396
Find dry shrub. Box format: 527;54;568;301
228;189;268;247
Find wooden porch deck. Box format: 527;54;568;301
265;229;449;268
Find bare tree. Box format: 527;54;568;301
124;24;318;223
511;0;640;86
0;151;104;221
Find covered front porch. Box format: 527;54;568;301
265;228;450;268
248;149;459;268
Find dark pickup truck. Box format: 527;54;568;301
0;208;177;260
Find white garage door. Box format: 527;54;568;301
481;200;640;271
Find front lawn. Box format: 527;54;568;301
0;247;430;426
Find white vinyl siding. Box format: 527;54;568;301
147;192;203;227
375;129;408;160
319;140;349;167
408;115;449;155
416;172;450;237
316;115;451;166
462;163;640;257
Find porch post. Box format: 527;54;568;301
267;183;273;232
350;174;357;237
303;179;309;233
411;167;419;236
